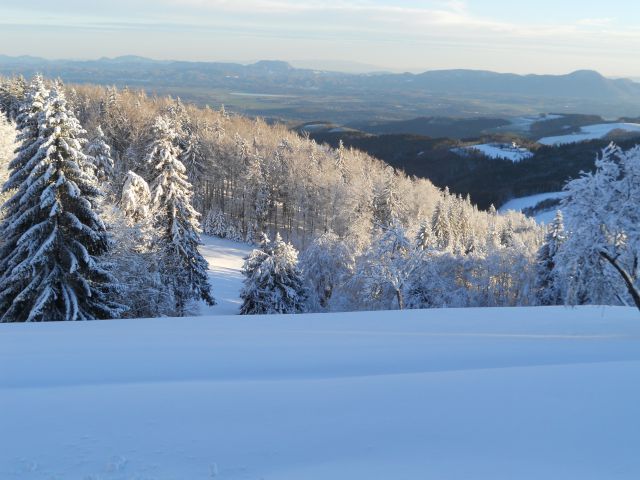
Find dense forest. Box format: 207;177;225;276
0;74;638;320
309;126;640;208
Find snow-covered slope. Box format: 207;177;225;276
500;192;566;224
538;122;640;146
198;235;253;316
2;306;640;479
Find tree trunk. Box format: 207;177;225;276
600;250;640;311
396;289;404;310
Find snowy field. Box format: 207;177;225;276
500;191;566;223
2;307;640;479
538;122;640;146
463;143;533;162
198;235;253;316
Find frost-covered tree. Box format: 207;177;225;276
354;222;422;310
300;230;355;310
415;220;436;251
0;76;26;121
432;200;453;251
102;205;174;318
202;208;228;237
557;144;640;309
0;85;125;322
121;170;152;225
147;115;214;314
85;125;114;183
535;210;566;305
240;233;308;314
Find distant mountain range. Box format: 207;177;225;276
1;55;639;121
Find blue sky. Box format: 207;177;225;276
1;0;639;76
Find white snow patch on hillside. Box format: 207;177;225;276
500;192;566;224
500;191;566;212
538;122;640;146
198;235;253;316
2;306;640;479
463;143;533;162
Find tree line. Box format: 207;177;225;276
1;74;637;319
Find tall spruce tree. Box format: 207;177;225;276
147;115;214;315
85;125;114;184
0;84;125;322
240;233;308;314
535;210;566;305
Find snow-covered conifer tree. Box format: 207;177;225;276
535;210;566;305
85;125;114;183
121;170;152;225
432;200;452;251
147;115;214;314
240;233;308;314
202;208;228;237
0;84;125;322
415;220;436;251
0;76;26;121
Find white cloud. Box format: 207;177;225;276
577;17;615;27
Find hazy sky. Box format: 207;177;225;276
1;0;640;76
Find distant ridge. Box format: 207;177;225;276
2;54;640;120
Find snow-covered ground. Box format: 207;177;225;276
462;143;533;162
500;191;566;224
198;235;253;316
538;122;640;146
2;306;640;479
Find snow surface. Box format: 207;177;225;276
198;235;253;316
1;184;640;478
538;122;640;146
500;191;566;224
463;143;533;162
2;306;640;479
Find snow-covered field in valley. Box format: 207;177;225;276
462;143;534;162
538;122;640;146
2;304;640;480
499;191;566;223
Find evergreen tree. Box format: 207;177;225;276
202;208;228;237
535;210;566;305
0;85;125;322
240;233;308;314
415;220;436;250
85;125;114;183
0;76;26;121
432;200;452;251
147;115;214;315
121;170;152;225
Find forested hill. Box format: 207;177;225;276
1;56;640;119
1;75;639;319
1;75;547;317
